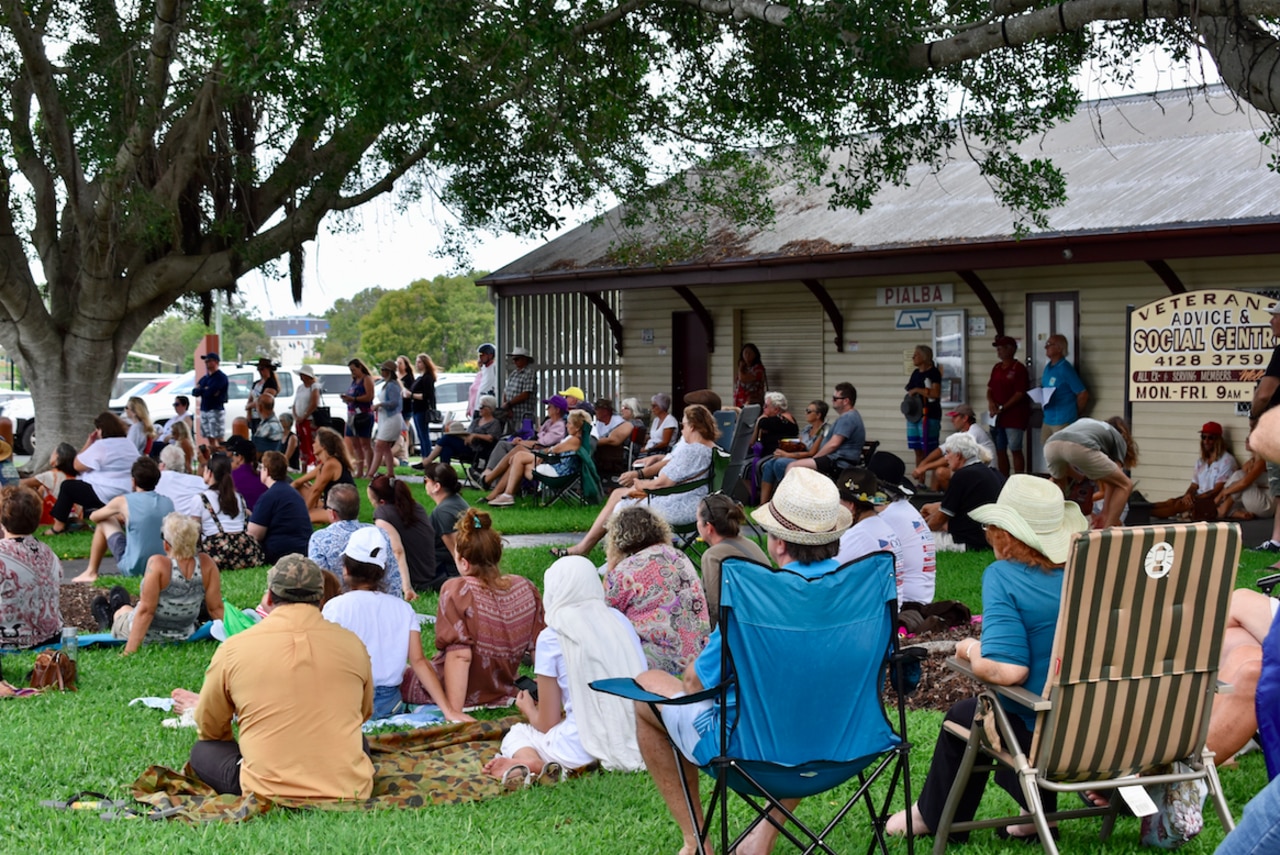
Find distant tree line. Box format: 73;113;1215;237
318;273;494;371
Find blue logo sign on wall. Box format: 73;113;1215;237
895;309;934;331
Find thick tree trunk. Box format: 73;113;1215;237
23;348;124;469
0;262;212;469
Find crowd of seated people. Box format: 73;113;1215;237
19;360;1278;835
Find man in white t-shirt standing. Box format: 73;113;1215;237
468;343;498;418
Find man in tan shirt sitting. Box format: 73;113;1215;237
190;554;375;799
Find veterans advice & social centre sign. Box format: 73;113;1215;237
1129;290;1275;403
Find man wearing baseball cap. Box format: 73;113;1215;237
557;386;596;416
468;343;498;418
189;554;375;799
985;335;1030;477
911;404;997;490
1149;422;1238;521
632;468;854;855
192;351;229;449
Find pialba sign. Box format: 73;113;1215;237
1128;290;1275;403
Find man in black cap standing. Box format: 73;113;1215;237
468;343;498;419
193;352;229;450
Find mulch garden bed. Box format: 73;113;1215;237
891;623;984;712
60;584;127;633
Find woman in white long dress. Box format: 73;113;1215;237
482;555;647;788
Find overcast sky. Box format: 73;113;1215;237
237;44;1220;320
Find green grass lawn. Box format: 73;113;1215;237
12;495;1276;852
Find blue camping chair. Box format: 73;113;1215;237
593;551;922;854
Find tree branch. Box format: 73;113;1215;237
332;142;431;211
908;0;1280;68
6;77;60;285
0;0;88;209
98;0;183;224
675;0;793;25
572;0;656;36
1200;14;1280;114
0;160;49;332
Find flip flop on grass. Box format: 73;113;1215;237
40;791;134;811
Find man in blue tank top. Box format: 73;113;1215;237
72;457;174;584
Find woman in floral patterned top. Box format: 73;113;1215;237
428;509;545;709
0;486;62;649
603;505;709;675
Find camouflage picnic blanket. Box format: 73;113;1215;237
131;716;521;823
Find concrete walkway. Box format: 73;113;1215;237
59;531;585;583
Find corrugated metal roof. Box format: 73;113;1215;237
488;86;1280;280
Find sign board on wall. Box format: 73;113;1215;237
1128;290;1275;403
876;284;953;307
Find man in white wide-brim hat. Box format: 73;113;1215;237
887;473;1087;840
632;468;853;855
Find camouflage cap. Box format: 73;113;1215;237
268;554;324;603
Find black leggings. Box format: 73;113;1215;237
917;697;1058;838
50;480;107;524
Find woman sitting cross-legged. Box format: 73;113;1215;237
405;508;545;710
484;410;588;507
885;474;1087;842
554;403;719;558
322;527;473;722
483;555;647;788
94;513;224;655
604;505;710;675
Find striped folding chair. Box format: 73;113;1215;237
932;522;1240;855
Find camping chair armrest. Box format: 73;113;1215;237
645;477;706;499
1256;572;1280;595
945;656;1052;712
1217;679;1234;695
590;677;721;705
533;450;572;463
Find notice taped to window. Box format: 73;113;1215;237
1129;290;1275;403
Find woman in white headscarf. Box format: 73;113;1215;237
482;556;647;789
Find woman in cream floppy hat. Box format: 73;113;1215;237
887;474;1087;843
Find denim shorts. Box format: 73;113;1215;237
992;425;1025;453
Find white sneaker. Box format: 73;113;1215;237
488;494;516;507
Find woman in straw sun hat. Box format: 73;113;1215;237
751;466;853;550
887;474;1087;843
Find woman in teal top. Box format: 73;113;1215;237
887;475;1087;843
